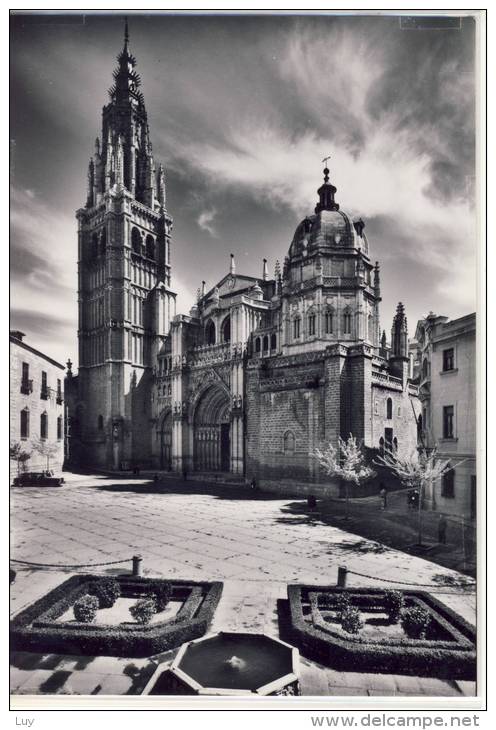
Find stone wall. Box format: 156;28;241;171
10;339;65;482
370;382;419;457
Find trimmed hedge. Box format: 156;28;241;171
287;585;476;680
89;578;121;609
10;575;223;658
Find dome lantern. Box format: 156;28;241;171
315;165;339;214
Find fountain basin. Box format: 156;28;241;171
143;631;300;696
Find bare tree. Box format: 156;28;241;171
314;435;375;519
10;441;31;475
374;447;463;546
31;438;60;473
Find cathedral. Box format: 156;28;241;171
66;25;420;495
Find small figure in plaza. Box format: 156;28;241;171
379;483;387;510
411;489;420;510
438;514;447;544
183;466;188;481
407;489;415;510
250;477;258;491
153;473;159;483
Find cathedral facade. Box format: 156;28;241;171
66;27;420;495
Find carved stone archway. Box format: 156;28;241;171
193;384;231;472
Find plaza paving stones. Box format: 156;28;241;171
10;473;477;698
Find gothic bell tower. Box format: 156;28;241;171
76;21;176;469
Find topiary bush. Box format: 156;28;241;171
148;581;172;612
130;597;157;625
73;594;99;623
335;592;352;617
89;578;121;609
340;606;363;634
383;590;404;624
401;605;431;639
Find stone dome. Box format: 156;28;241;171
287;167;369;261
289;208;369;259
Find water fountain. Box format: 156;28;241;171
143;631;300;696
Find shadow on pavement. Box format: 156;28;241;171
90;479;287;502
277;499;476;578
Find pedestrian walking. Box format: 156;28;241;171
182;466;188;481
438;514;447;544
250;477;257;491
379;483;387;510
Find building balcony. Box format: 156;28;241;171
20;379;33;395
40;387;50;400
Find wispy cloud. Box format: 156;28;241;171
10;186;78;363
166;21;476;319
197;208;218;237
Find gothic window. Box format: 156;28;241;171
384;428;393;452
343;309;352;335
283;430;295;454
293;316;301;340
443;405;454;438
57;416;63;441
20;408;29;439
270;333;277;350
325;309;334;334
422;359;429;380
441;464;455;498
97;415;104;431
40;411;48;440
255;337;261;353
393;437;398;452
263;335;269;352
374;400;378;415
386;398;393;419
308;312;316;336
221;316;231;343
205;319;216;345
145;234;155;259
131;227;142;254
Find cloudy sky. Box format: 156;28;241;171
10;11;478;367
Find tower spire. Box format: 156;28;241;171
391;302;408;358
124;16;129;50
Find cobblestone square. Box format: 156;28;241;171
10;473;476;699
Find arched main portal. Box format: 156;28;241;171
160;411;173;470
193;385;231;472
